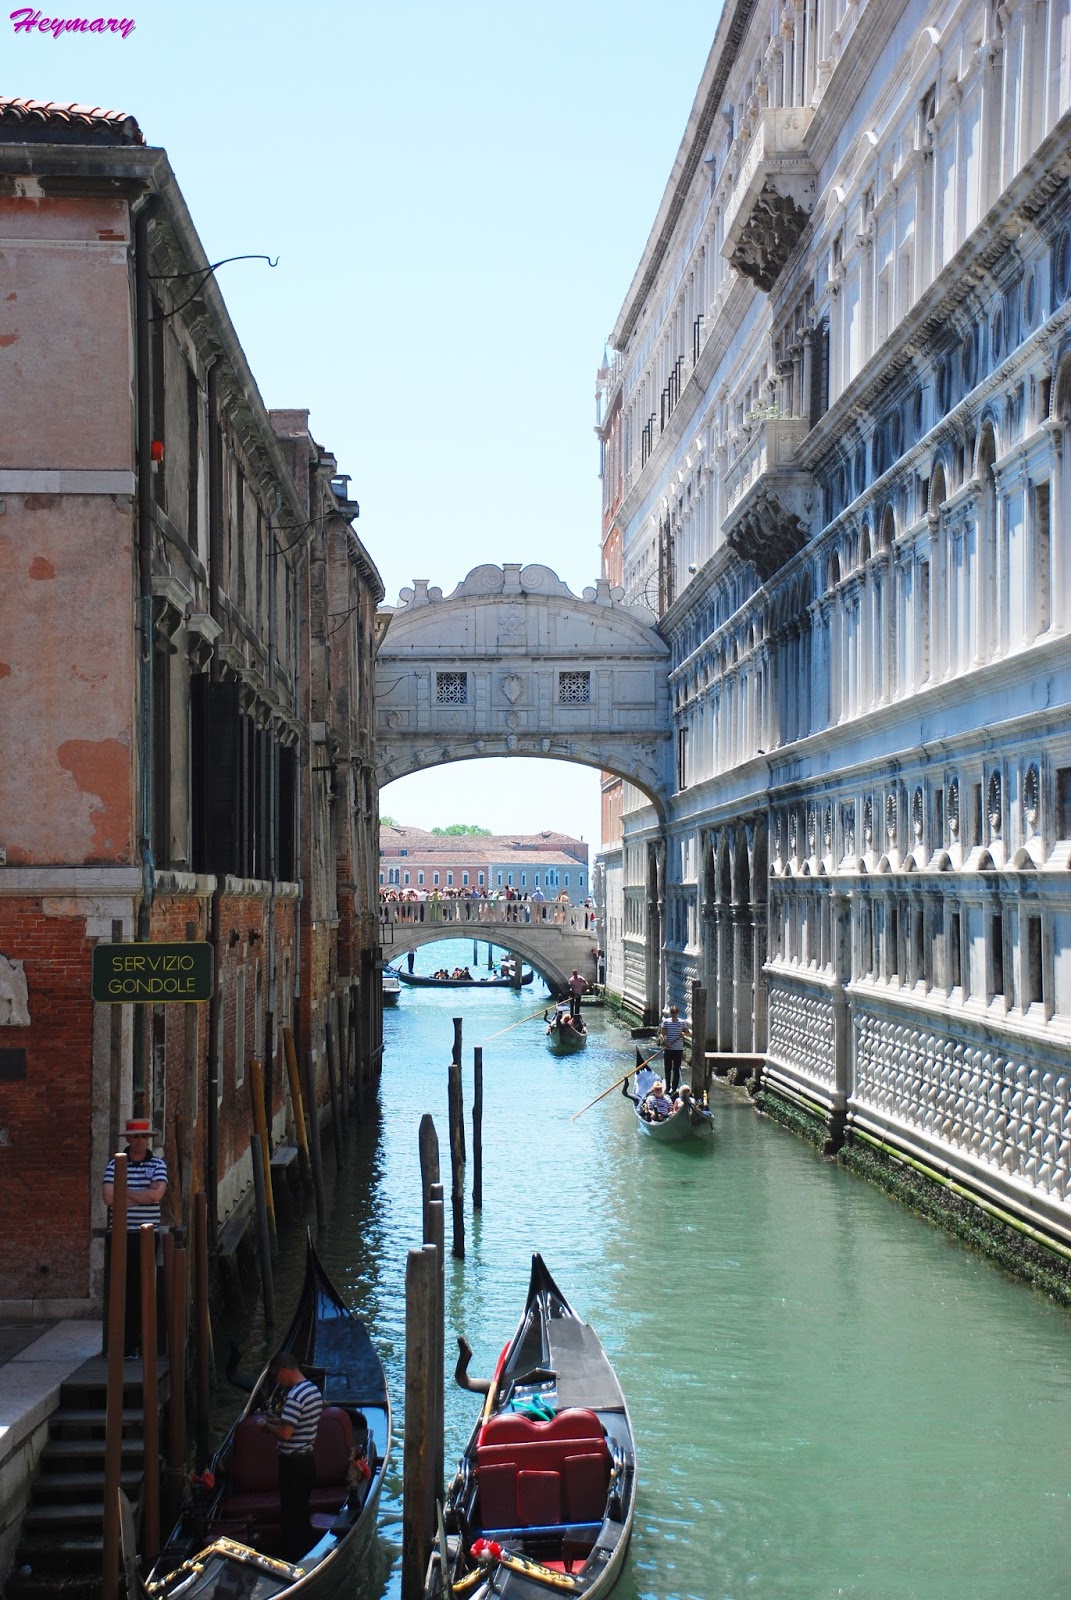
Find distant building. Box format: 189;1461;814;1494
0;98;384;1316
596;0;1071;1252
379;827;590;898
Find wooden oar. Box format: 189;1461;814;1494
478;1003;549;1045
570;1051;662;1121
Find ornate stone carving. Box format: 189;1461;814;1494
0;954;30;1026
725;490;809;579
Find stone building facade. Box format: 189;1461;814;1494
0;100;384;1314
379;827;590;899
597;0;1071;1248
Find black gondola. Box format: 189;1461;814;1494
397;969;534;988
544;1004;588;1053
145;1236;391;1600
426;1254;636;1599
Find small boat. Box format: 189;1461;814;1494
544;1004;588;1053
145;1237;391;1600
398;968;534;988
426;1254;636;1599
382;969;402;1006
624;1063;713;1142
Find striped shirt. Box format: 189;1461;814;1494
279;1379;323;1455
104;1151;168;1230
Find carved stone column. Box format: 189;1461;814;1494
732;903;755;1054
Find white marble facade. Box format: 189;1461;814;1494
598;0;1071;1242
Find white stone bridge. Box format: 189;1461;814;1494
378;897;600;994
375;563;671;814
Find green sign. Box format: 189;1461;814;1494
92;942;214;1004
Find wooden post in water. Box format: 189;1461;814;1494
325;1021;344;1166
335;995;350;1125
447;1061;465;1259
690;981;708;1094
418;1113;440;1245
451;1018;466;1161
512;955;522;990
250;1133;276;1326
472;1046;483;1211
194;1191;212;1460
473;940;479;967
165;1240;188;1525
282;1025;311;1178
102;1153;127;1600
427;1185;445;1508
248;1057;277;1253
487;943;494;970
304;1050;327;1229
402;1246;435;1600
139;1223;160;1564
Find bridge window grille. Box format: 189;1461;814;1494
559;671;591;704
436;671;468;704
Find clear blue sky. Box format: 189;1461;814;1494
11;0;719;842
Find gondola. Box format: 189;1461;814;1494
426;1254;636;1600
398;969;534;988
624;1063;713;1142
544;1004;588;1053
145;1236;391;1600
382;969;402;1005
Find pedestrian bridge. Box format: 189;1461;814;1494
378;898;600;994
375;563;671;814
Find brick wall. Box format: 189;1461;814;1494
0;900;96;1300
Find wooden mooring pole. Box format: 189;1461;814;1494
472;1046;483;1211
402;1246;436;1600
451;1017;466;1161
419;1113;440;1244
139;1223;160;1565
304;1049;327;1230
194;1191;213;1461
250;1133;276;1325
427;1185;445;1509
165;1239;187;1525
448;1061;465;1259
282;1025;311;1178
325;1022;344;1167
248;1057;277;1253
102;1153;127;1600
690;981;708;1094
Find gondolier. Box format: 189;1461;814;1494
658;1006;687;1094
102;1118;167;1357
262;1350;324;1560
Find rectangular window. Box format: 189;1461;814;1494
890;904;900;978
521;872;527;887
462;872;469;886
677;727;689;791
1026;914;1043;1005
478;872;485;885
951;910;962;989
433;871;440;886
436;671;468;704
1035;482;1051;632
403;871;410;885
565;874;570;888
990;914;1005;997
497;873;502;886
418;871;424;885
1056;767;1071;839
447;872;454;886
559;671;591;704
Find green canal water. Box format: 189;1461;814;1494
220;940;1071;1599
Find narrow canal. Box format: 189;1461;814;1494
220;939;1071;1599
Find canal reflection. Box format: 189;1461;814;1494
218;940;1071;1600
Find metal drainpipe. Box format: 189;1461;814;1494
264;489;282;1121
293;528;310;1052
133;206;155;1115
204;357;223;1239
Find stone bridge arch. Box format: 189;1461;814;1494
379;900;602;994
375;564;671;812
